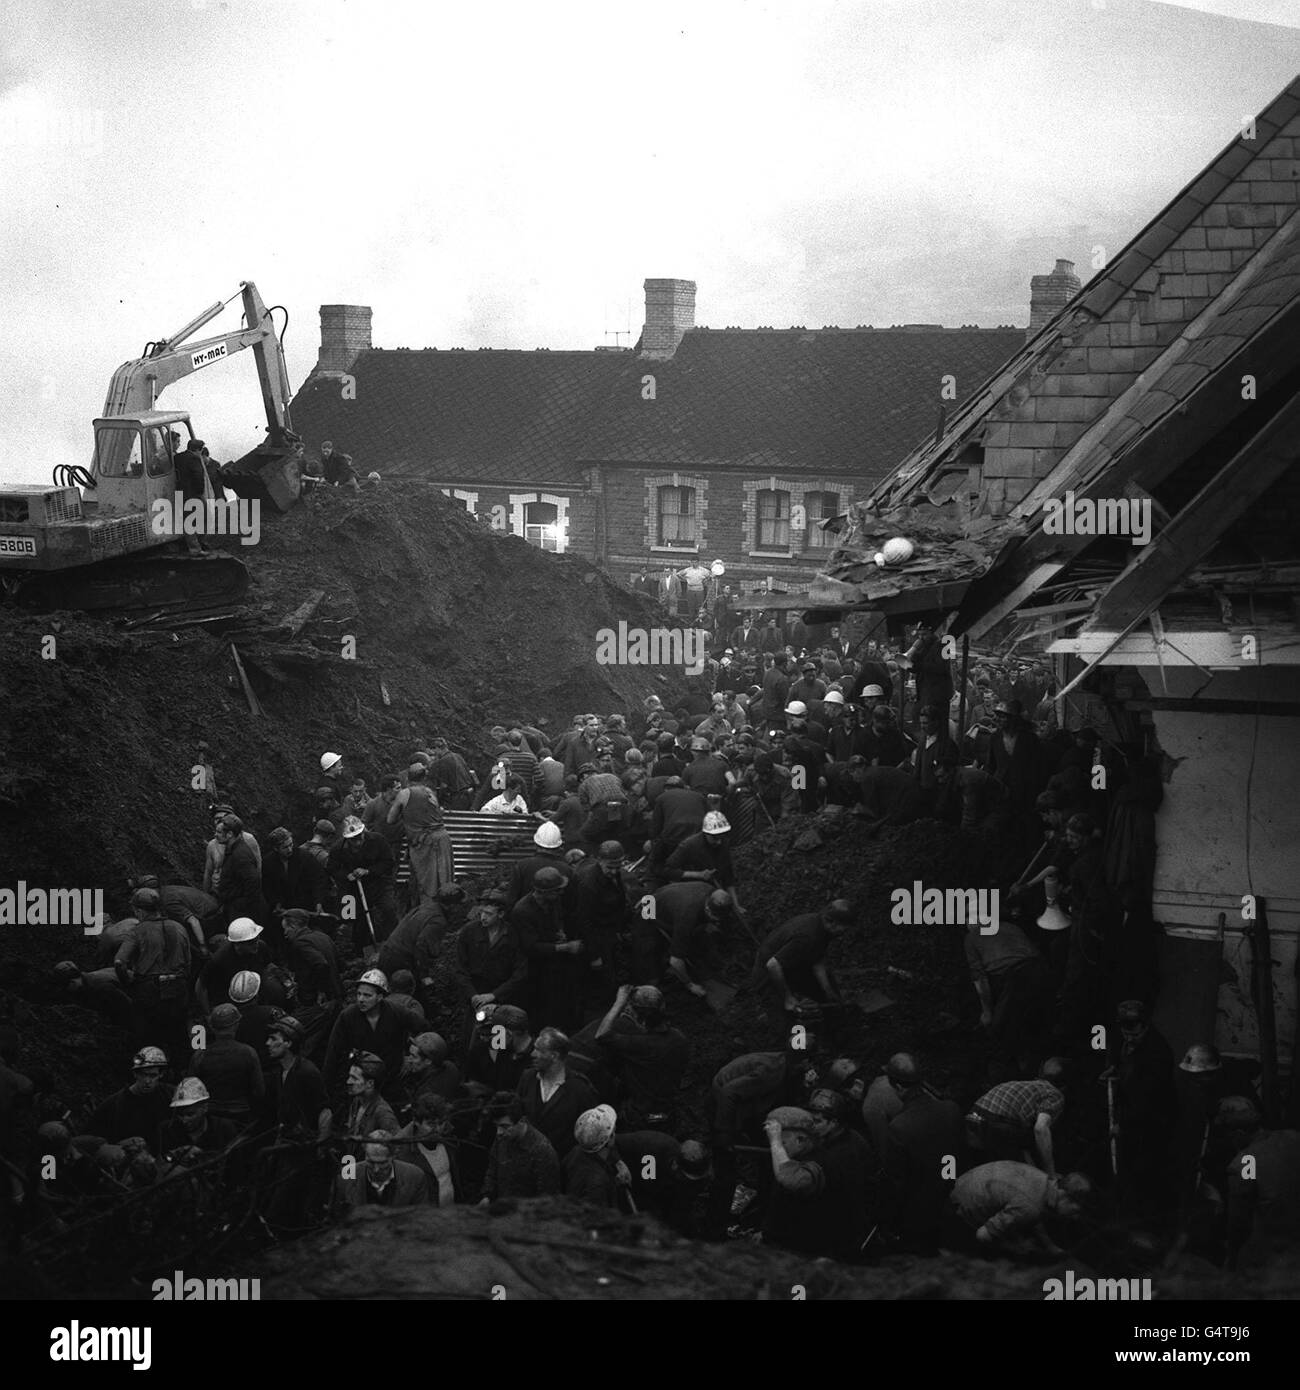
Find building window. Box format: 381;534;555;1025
657;485;697;547
524;500;561;551
756;489;790;551
803;490;839;547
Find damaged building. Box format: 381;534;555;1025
807;75;1300;1121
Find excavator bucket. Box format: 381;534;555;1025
222;444;302;514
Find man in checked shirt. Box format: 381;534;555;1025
966;1058;1070;1177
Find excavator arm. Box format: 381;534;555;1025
102;281;294;447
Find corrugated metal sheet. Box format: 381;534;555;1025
393;810;545;887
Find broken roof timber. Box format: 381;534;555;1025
1083;387;1300;634
1049;627;1300;667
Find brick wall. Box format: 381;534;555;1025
317;305;372;374
429;482;594;558
600;467;857;591
978;116;1300;512
641;280;696;359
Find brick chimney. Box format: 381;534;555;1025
1027;260;1080;340
316;304;372;374
640;279;696;359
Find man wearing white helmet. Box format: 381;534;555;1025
664;810;739;908
329;814;397;960
161;1077;239;1164
322;969;410;1098
196;916;277;1016
564;1104;635;1211
87;1048;175;1153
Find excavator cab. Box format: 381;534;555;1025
88;412;202;526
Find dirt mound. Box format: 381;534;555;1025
248;1196;1294;1301
0;482;682;1090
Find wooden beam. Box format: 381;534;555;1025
1049;628;1300;665
1086;389;1300;632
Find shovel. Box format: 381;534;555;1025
354;876;378;961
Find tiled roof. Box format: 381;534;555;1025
289;327;1026;488
582;327;1026;479
290;350;627;487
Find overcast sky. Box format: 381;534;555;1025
1;0;1297;483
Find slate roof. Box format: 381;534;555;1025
290;349;626;487
579;327;1026;477
288;327;1026;488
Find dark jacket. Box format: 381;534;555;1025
516;1067;598;1159
216;836;268;926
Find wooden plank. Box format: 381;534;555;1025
1087;391;1300;632
229;643;264;716
282;587;326;638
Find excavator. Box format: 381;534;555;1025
0;281;303;613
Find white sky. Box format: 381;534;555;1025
1;0;1297;483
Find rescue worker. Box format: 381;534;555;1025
388;763;454;904
753;899;853;1013
322;969;411;1098
399;1032;460;1112
187;1003;265;1125
507;821;573;908
479;1092;562;1202
113;887;191;1058
335;1133;429;1208
331;815;397;959
86;1048;174;1154
340;1054;399;1156
512;866;584;1034
161;1078;239;1163
262;1015;332;1232
594;984;689;1130
564;1104;635;1211
516;1027;598;1160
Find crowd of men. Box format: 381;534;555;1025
1;622;1294;1279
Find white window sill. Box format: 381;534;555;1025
650;545;700;554
748;551;793;560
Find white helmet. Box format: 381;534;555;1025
874;536;915;567
170;1077;210;1108
784;701;807;717
862;684;885;698
574;1104;617;1153
229;970;261;1004
358;968;389;994
342;815;366;839
533;822;562;849
320;751;343;773
227;917;263;943
367;471;381;481
702;811;731;835
824;690;845;706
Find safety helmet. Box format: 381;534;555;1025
412;1032;449;1065
132;1046;168;1071
367;471;381;481
227;917;263;944
1179;1043;1221;1074
130;887;161;913
632;985;665;1012
479;887;510;908
862;684;885;698
705;889;733;916
491;1004;529;1032
824;690;845;706
269;1016;305;1045
533;822;562;849
784;701;807;718
170;1077;211;1108
767;1105;816;1134
349;1052;386;1083
342;815;366;839
357;969;389;995
228;970;261;1005
597;840;625;863
321;752;343;773
210;1003;241;1030
690;736;711;752
1215;1096;1261;1130
533;866;567;893
574;1104;618;1153
701;811;731;835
